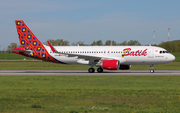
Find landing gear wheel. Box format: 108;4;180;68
97;68;103;73
88;68;95;73
150;64;154;73
150;69;154;73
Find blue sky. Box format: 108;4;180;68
0;0;180;49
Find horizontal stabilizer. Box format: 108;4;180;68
12;48;32;54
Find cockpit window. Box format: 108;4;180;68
159;51;169;54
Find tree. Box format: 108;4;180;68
91;40;103;46
61;40;69;46
7;43;18;53
71;41;87;46
96;40;103;46
127;40;141;46
158;41;180;53
112;40;117;46
44;39;69;46
105;40;111;46
118;41;128;46
91;41;96;46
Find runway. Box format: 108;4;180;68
0;70;180;76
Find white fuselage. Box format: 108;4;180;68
45;45;175;65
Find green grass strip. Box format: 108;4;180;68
0;76;180;112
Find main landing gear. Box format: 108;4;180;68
88;68;95;73
97;68;103;73
88;67;103;73
150;64;154;73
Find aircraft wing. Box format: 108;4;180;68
47;41;112;61
63;52;103;61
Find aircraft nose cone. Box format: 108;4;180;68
170;54;175;61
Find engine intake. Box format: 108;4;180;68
101;60;120;70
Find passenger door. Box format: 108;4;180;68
148;47;154;58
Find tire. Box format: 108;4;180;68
88;68;95;73
150;69;154;73
97;68;103;73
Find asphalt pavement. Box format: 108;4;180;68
0;70;180;76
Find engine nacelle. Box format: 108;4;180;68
119;64;131;70
101;60;120;70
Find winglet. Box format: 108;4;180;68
47;41;58;53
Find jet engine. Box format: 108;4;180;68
101;60;120;70
119;64;131;70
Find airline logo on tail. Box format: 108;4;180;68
14;20;65;63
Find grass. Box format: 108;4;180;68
0;76;180;112
0;53;33;60
0;61;180;70
172;52;180;62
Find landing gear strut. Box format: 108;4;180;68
97;68;103;73
150;64;154;73
88;64;96;73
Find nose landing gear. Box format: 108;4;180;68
150;64;154;73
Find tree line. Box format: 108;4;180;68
3;39;180;53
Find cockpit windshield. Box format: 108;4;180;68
159;51;169;54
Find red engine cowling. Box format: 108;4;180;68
102;60;120;70
119;64;131;70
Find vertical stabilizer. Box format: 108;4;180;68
15;20;63;63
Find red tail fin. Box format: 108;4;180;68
15;20;47;59
14;20;62;63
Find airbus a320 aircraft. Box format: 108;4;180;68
12;20;175;73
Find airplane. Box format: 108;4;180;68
12;20;175;73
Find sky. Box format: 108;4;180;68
0;0;180;50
